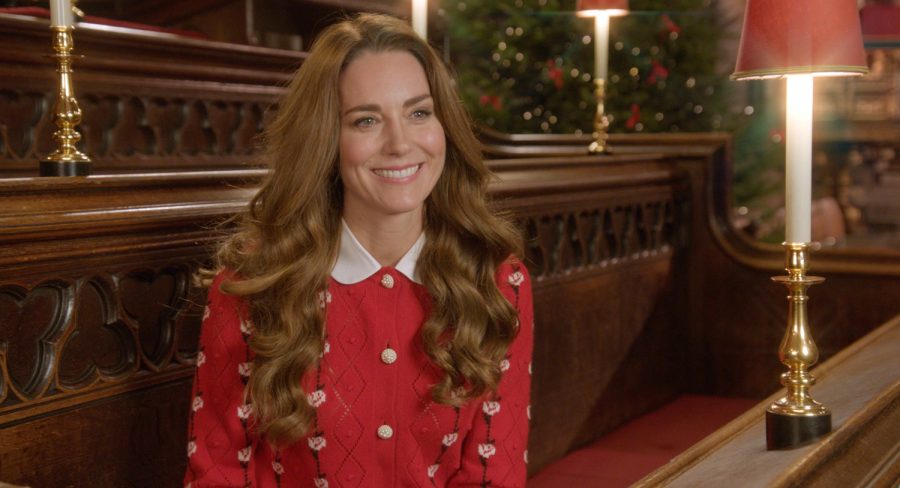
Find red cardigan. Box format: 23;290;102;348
184;260;534;487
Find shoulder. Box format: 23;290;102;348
207;268;242;302
495;256;531;289
202;269;251;338
494;257;532;311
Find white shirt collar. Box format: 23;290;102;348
331;220;425;285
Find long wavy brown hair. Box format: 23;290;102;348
212;13;522;447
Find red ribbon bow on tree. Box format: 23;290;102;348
646;60;669;85
626;103;641;129
479;94;503;110
546;59;564;89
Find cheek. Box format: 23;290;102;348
424;124;447;160
339;132;368;175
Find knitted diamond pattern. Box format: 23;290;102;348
184;260;533;487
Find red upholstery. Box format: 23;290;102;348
528;395;758;487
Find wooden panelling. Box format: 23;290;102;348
488;156;691;473
0;146;695;486
0;156;691;483
0;13;298;175
0;172;260;486
0;378;193;486
483;130;900;399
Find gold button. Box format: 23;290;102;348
381;347;398;364
380;274;394;289
377;424;394;440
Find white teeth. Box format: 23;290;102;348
373;164;420;179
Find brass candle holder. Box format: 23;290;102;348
765;242;831;449
588;78;610;154
40;25;91;176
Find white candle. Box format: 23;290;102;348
784;74;814;243
412;0;427;39
50;0;74;27
594;14;610;81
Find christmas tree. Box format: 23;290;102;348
440;0;593;134
440;0;786;240
439;0;734;134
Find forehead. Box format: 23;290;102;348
339;50;431;107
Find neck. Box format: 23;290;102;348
342;211;423;267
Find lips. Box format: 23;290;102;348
372;163;422;180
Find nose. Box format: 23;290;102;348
382;118;412;156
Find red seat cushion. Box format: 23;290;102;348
528;395;758;488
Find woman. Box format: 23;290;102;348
185;13;533;488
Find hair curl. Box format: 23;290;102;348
210;13;521;447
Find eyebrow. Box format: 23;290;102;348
343;94;433;116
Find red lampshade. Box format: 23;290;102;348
860;3;900;42
732;0;868;79
576;0;628;17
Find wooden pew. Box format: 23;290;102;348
1;11;898;486
0;12;690;484
483;128;900;398
481;129;900;478
0;171;260;486
489;153;691;474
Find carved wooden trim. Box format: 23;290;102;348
0;171;261;426
0;162;690;480
0;13;298;175
0;265;202;421
486;156;689;282
516;190;683;280
0;170;262;243
0;86;278;173
0;14;305;82
485;131;900;276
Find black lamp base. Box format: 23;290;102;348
40;160;91;177
766;410;831;450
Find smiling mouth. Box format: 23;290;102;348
373;164;422;179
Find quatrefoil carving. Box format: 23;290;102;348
0;89;44;159
120;268;188;369
175;281;207;364
0;282;71;402
58;278;136;390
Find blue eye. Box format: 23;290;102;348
411;109;432;120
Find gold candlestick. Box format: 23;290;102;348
40;25;91;176
766;242;831;449
588;78;609;154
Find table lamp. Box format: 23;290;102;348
577;0;628;153
731;0;867;450
412;0;427;38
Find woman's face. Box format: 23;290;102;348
338;50;446;226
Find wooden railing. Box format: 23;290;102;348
483;128;900;401
0;12;300;175
0;171;260;486
634;314;900;488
